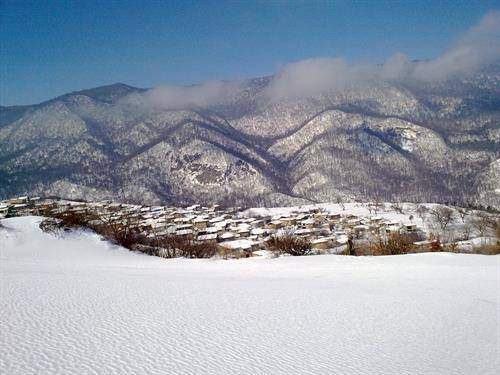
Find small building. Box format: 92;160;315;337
237;227;250;237
327;213;341;221
219;232;237;241
301;219;316;229
281;217;297;226
311;237;331;250
176;229;194;237
250;228;266;238
268;221;282;230
197;233;218;243
219;239;260;253
404;224;417;232
353;224;369;236
0;204;10;218
193;218;208;230
293;228;315;239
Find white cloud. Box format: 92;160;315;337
121;80;241;110
123;11;500;107
266;10;500;100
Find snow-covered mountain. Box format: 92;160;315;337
1;65;499;208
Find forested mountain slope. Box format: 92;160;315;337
1;66;499;208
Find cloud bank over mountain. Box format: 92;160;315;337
123;10;500;107
266;11;500;100
120;80;243;111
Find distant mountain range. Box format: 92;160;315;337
1;65;499;209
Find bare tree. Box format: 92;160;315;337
391;201;404;214
373;197;383;214
368;205;374;215
336;196;345;211
430;206;455;230
416;205;429;224
472;212;495;237
460;225;471;241
456;207;470;223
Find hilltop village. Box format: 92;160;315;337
1;196;498;257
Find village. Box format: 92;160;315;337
1;195;498;257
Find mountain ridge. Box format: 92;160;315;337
1;68;499;208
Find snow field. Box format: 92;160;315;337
1;217;499;374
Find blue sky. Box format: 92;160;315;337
1;0;499;105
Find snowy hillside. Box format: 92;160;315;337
1;63;499;208
1;216;498;374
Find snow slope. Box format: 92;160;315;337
1;217;499;375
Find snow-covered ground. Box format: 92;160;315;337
1;216;499;375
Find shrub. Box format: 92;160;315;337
55;210;97;229
39;210;98;234
131;243;163;257
179;238;218;258
445;242;459;253
370;233;415;255
156;235;218;258
266;233;312;256
428;233;443;252
474;244;500;255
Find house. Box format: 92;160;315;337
197;233;218;243
293;228;315;239
403;224;417;232
281;216;297;226
237;227;250;237
300;218;316;229
0;204;10;218
385;226;401;235
11;203;28;213
296;213;309;221
250;228;266;238
311;238;331;250
204;226;220;234
209;216;225;225
314;211;327;220
219;232;237;241
176;229;194;237
193;218;208;230
219;239;260;253
353;224;369;236
327;213;341;221
268;221;282;230
6;196;28;205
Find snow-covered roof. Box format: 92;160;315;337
219;239;258;250
220;232;236;240
176;229;194;236
251;228;265;235
197;234;217;241
301;219;316;224
311;238;329;244
205;227;219;234
294;228;314;235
